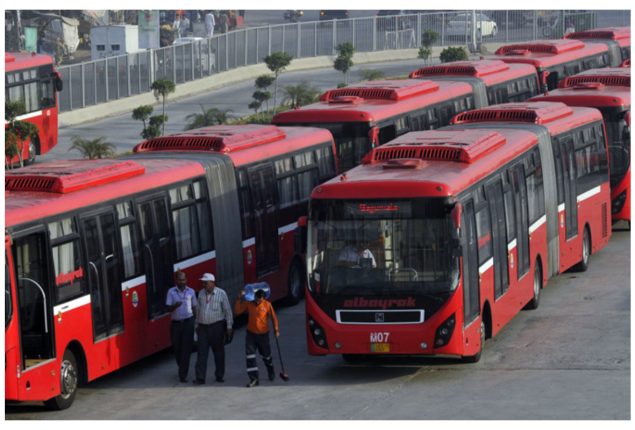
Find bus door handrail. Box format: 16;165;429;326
17;277;49;334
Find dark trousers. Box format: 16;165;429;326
195;320;226;381
170;317;194;380
245;331;274;381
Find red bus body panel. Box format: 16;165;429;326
272;80;474;125
308;128;545;357
409;60;539;89
5;52;59;164
529;71;631;223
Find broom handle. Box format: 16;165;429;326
274;334;286;373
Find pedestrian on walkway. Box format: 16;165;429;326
193;273;233;385
165;270;197;383
234;287;280;387
205;11;216;38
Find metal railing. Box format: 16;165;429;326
57;10;629;112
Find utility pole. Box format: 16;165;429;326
16;10;24;51
471;10;477;53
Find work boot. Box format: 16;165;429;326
267;367;275;381
246;379;259;388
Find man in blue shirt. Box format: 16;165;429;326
166;270;197;382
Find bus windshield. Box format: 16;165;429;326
300;122;370;171
600;107;630;185
308;198;460;297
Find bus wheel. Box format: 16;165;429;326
44;349;78;410
284;259;304;305
25;138;38;165
524;260;542;310
462;319;485;363
572;227;591;272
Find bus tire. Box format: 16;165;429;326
283;259;304;305
524;259;542;310
25;138;38;165
572;226;591;272
44;349;79;410
462;319;485;363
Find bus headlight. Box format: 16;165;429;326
308;317;328;349
612;190;627;214
434;314;456;348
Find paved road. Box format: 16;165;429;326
46;58;430;162
6;229;630;419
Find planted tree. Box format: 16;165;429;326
68;136;116;159
254;74;275;112
282;81;320;109
150;78;176;135
418;30;439;62
334;42;355;85
184;105;232;130
252;90;272;121
264;52;293;113
440;46;469;63
5;100;39;168
132;105;166;140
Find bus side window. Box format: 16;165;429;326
524;149;545;224
294;150;320;202
378;124;397;144
315;145;336;181
474;188;492;266
48;218;87;303
169;179;214;261
275;157;296;209
502;171;516;244
237;169;253;240
116;201;142;279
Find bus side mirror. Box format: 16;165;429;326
297;216;308;228
540;71;551;95
368;126;380;148
53;72;63;92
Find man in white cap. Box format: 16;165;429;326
193;273;233;384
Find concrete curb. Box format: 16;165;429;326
58;43;506;128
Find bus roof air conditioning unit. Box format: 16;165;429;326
320;80;439;102
452;101;574;125
5;160;145;194
366;130;506;164
134;125;287;153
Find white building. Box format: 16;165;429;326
90;25;140;60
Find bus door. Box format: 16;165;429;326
248;164;280;276
559;136;578;239
510;164;530;277
461;199;480;326
486;179;509;298
11;229;57;394
80;210;123;341
137;194;174;319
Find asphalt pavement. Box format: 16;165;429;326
48;58;429;161
5;228;630;419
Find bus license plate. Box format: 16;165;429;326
371;343;390;353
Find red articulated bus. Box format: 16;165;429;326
272;79;478;171
305;102;611;361
5;52;63;165
409;60;541;105
528;68;631;225
5;125;336;409
565;26;631;67
487;39;611;91
130;124;337;305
